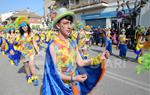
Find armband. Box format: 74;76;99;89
91;54;102;65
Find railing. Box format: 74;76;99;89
69;0;108;9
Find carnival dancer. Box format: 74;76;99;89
0;26;5;53
77;26;89;59
0;26;8;55
71;25;89;59
101;28;106;47
134;26;146;64
34;33;41;49
0;36;5;53
46;10;57;43
0;26;6;54
71;27;78;43
5;23;21;66
84;25;92;48
15;16;39;86
136;33;150;74
111;28;118;48
0;26;6;38
105;28;113;54
119;29;128;58
48;10;57;30
42;8;110;95
89;28;93;47
39;32;48;51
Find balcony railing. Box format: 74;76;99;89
70;0;108;10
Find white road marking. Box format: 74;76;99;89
105;71;150;92
106;71;150;88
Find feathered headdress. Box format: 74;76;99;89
137;26;145;33
6;23;16;33
84;25;91;31
15;16;29;28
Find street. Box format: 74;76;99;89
0;46;149;95
89;46;150;95
0;0;150;95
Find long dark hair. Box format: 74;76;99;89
19;24;32;36
8;29;15;34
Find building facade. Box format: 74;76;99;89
138;0;150;27
44;0;149;28
70;0;138;28
0;10;43;29
0;12;13;22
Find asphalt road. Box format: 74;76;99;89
89;46;150;95
0;46;149;95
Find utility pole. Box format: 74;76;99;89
116;0;125;34
69;0;71;9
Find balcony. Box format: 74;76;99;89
69;0;108;12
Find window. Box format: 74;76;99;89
76;0;79;4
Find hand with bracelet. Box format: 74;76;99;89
91;50;110;65
71;74;87;83
102;50;110;60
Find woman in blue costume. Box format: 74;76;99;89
5;24;21;66
42;8;109;95
0;37;5;52
0;26;7;55
0;26;6;54
0;26;14;58
105;28;112;54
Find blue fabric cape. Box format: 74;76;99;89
42;40;73;95
42;41;104;95
77;65;102;95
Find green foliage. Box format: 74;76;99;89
136;52;150;74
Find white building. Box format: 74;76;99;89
44;0;149;28
138;0;150;27
0;12;13;22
